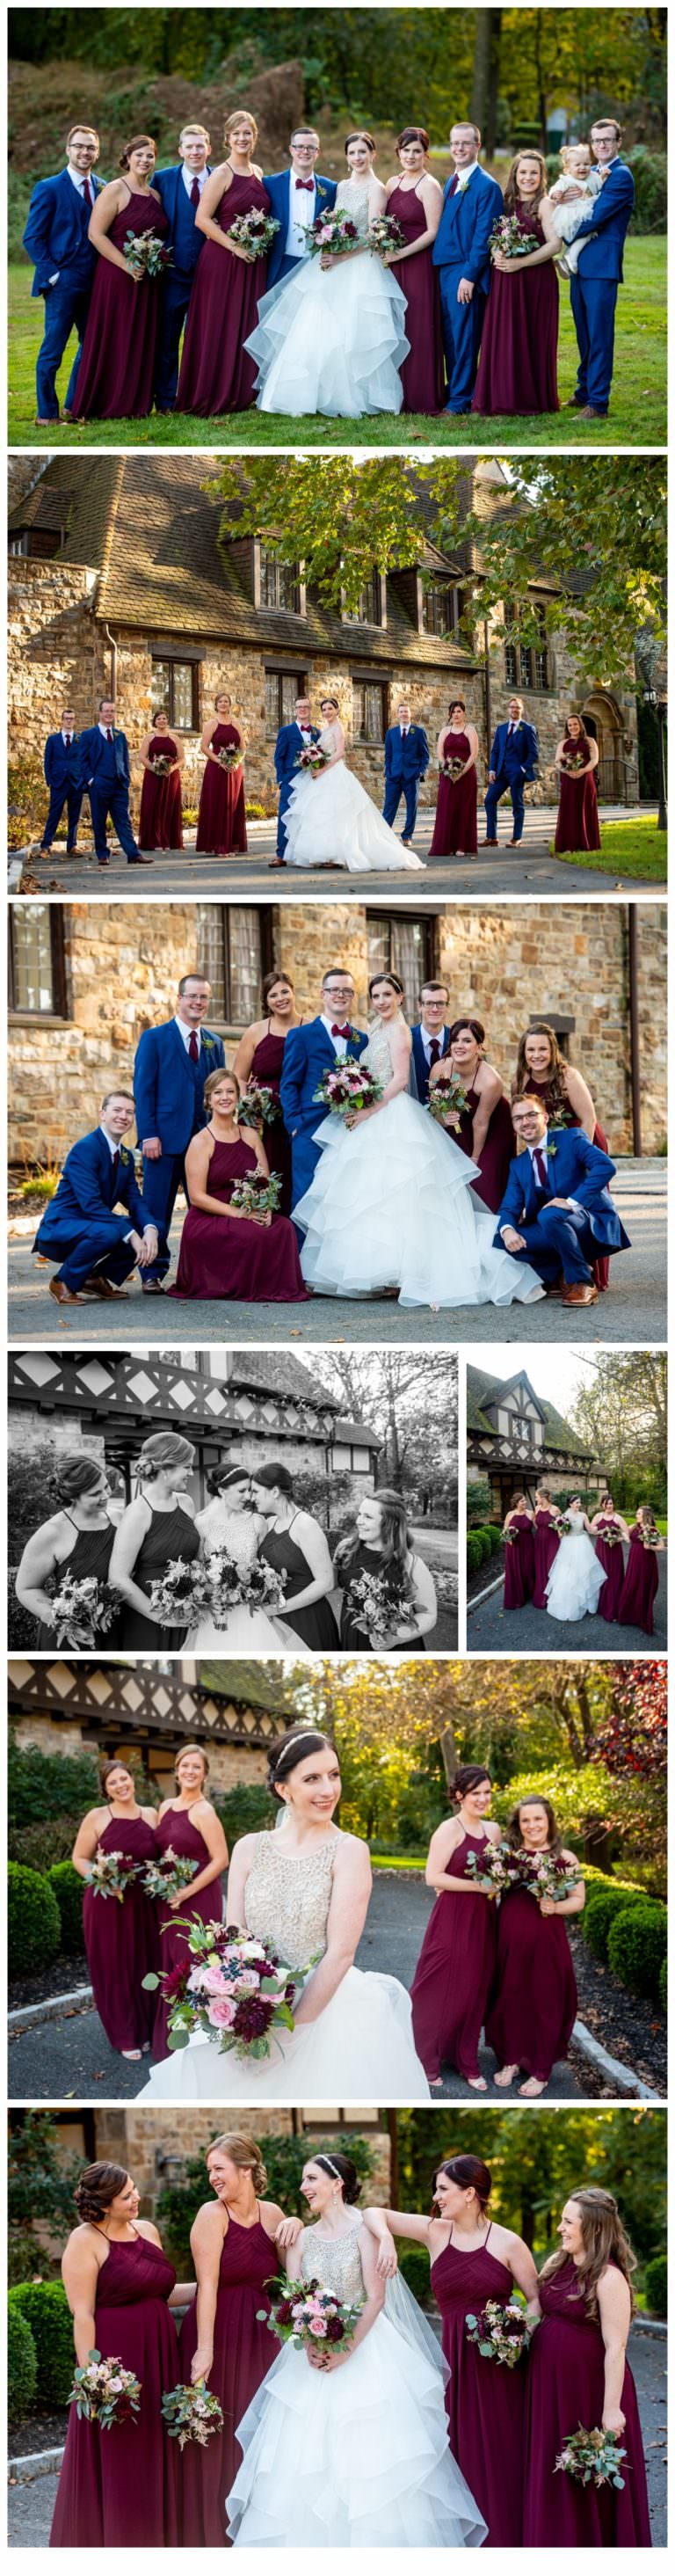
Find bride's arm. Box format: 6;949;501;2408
292;1837;372;2025
346;1021;411;1127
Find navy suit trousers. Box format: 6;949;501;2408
485;766;525;842
570;273;618;413
90;784;140;863
383;777;418;837
140;1150;191;1280
507;1205;597;1286
438;271;486;410
41;784;83;849
43;1222;140;1293
36;275;91;419
155;272;193;407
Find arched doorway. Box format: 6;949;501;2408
581;691;628;802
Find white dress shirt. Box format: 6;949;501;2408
419;1023;448;1065
320;1011;351;1058
286;168;316;259
181;164;207;201
174;1014;201;1053
454;158;479;193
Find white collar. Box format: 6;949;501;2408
99;1124;121;1157
290;166;316;186
98;719;114;737
454;159;478;186
529;1130;549;1156
181;163;207;193
175;1013;200;1047
321;1008;351;1035
62;727;75;741
66;163;94;190
420;1024;446;1049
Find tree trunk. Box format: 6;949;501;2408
471;11;503;155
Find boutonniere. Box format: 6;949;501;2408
201;1035;214;1052
120;1148;131;1167
546;1139;557;1159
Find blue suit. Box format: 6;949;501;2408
154;164;210;407
134;1018;226;1280
79;725;140;865
570;157;635;414
495;1127;631;1286
33;1128;161;1294
382;723;430;841
279;1018;368;1217
40;730;84;851
411;1022;451;1104
23;167;103;420
264;171;338;288
432;165;503;410
485;718;539;844
274;722;321;856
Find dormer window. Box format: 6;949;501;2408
259;548;302;614
342;571;385;627
504;601;551;691
422;581;461;638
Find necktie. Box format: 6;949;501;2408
64;734;71;748
295;179;314;192
401;726;408;737
429;1039;441;1066
533;1147;548;1191
448;174;459;195
106;727;113;744
82;178;92;209
188;1030;199;1062
331;1023;351;1039
190;175;200;208
110;1149;120;1193
508;723;514;736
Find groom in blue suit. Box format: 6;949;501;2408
23;124;103;422
264;128;337;288
134;973;225;1287
496;1096;630;1307
272;697;322;861
568;119;635;418
382;704;430;844
484;697;539;846
79;699;147;868
33;1090;161;1303
432;121;502;412
154;124;211;409
279;969;368;1221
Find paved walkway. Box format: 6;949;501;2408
10;804;663;901
8;1162;666;1346
468;1548;668;1651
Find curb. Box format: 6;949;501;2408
467;1572;504;1611
8;2446;65;2484
8;1984;93;2032
571;2017;664;2103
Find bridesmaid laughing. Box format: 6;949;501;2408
179;2131;293;2545
590;1492;631;1621
72;135;170;420
410;1766;499;2091
71;1759;160;2061
50;2162;185;2547
486;1793;584;2096
524;2187;652;2545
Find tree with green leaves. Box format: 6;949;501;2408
570;1353;667;1504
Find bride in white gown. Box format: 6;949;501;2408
184;1467;306;1653
285;697;426;873
545;1498;605;1622
294;974;546;1310
227;2154;486;2549
139;1731;430;2104
246;132;409;417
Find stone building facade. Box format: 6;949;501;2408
9;898;667;1164
8;1655;301;1795
467;1366;603;1517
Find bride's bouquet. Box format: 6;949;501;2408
48;1570;120;1649
69;2350;142;2428
426;1072;468;1132
466;2300;530;2368
162;2381;224;2448
258;2277;364;2353
294;743;330;775
313;1061;384;1117
145;1558;214;1627
366;212;405;256
215;742;243;770
89;1850;138;1903
555;2426;627;2489
489;213;536;261
302;210;361;258
237;1080;282;1127
123;229;172;279
143;1921;309;2060
229;1167;282;1216
140;1850;200;1904
204;1548;287;1621
228;208;280;258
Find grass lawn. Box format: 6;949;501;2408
549;816;667;882
8;237;666;449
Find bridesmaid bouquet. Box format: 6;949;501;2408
49;1570;120;1649
258;2278;364;2352
146;1558;214;1626
237;1080;282;1127
69;2350;142;2426
599;1521;622;1548
465;1844;521;1898
489;213;536;260
205;1548;287;1618
342;1561;412;1638
313;1062;384;1116
302;211;361;257
560;748;587;775
89;1850;138;1903
466;2299;530;2368
294;743;330;774
366;213;405;255
216;743;243;770
123;229;173;279
229;1168;283;1215
519;1850;582;1903
228;208;280;257
426;1072;468;1131
640;1528;660;1550
555;2426;627;2488
149;752;173;777
162;2381;224;2448
144;1922;309;2060
140;1850;199;1902
439;755;468;782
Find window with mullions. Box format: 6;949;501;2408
353;678;388;741
260;551;302;613
343;573;383;626
151;657;200;729
366;911;434;1022
265;668;308;733
9;905;68;1018
504;603;551;692
422;582;460;638
196;906;273;1026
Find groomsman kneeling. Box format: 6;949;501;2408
33;1091;164;1304
495;1095;630;1309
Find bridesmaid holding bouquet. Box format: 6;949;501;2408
233;969;302;1215
150;1742;229;2061
178;110;273;414
138;707;184;851
382;127;445;412
196;692;247;854
50;2162;184;2546
532;1488;562;1608
71;1760;159;2061
472;150;559;416
179;2133;291;2544
410;1767;500;2091
73;136;170;420
590;1493;631;1621
502;1495;536;1608
429;700;479;857
487;1794;584;2095
555;714;601;852
618;1507;664;1635
524;2187;652;2545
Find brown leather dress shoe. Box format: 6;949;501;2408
562;1281;599;1306
49;1277;81;1304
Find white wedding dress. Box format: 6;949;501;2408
138;1828;430;2104
227;2215;486;2549
245;178;410;416
184;1501;306;1653
545;1508;605;1622
294;1019;546;1310
284;722;426;872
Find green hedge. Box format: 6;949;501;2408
658;1955;666;2013
8;2282;73;2407
398;2244;432;2309
9;1815;86;1873
8;1862;61;1978
581;1883;646;1963
606;1902;667;2003
47;1863;85;1956
467;1533;483;1575
8;2302;38;2422
643;2252;667;2318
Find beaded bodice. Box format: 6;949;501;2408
300;2216;365;2301
364;1021;396;1082
197;1500;259;1568
335;179;377;240
243;1831;338;1964
317;722;342;759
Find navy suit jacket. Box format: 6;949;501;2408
384;723;430;782
411;1022;451;1104
34;1129;149;1252
490;719;539;781
494;1128;631;1251
280;1018;369;1138
134;1020;225;1157
432;166;503;293
79;726;131;791
44;731;83;791
274;722;321;789
155;164;211;269
264;170;338;288
23;168;103;296
573;157;635;281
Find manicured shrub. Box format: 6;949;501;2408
643;2253;667;2318
658;1955;666;2014
8;2282;74;2407
8;1862;61;1978
467;1534;483;1576
606;1901;667;2001
7;2301;38;2422
397;2244;432;2308
474;1529;493;1565
581;1884;645;1963
47;1863;85;1956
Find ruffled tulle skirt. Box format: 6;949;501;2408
294;1094;546;1309
245;252;410;417
185;1605;307;1653
137;1964;430;2105
285;761;425;872
545;1532;605;1621
227;2308;486;2547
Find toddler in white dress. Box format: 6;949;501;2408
548;143;606;275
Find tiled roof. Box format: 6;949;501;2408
227;1351;341;1410
467;1366;592;1456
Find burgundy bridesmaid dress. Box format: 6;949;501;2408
454;1081;515;1212
258;1518;339;1649
503;1513;535;1609
139;736;183;850
169;1138;308;1303
429;732;478;856
73;193;170;419
152;1804;225;2062
410;1830;497;2083
521;1075;610;1291
533;1507;561;1609
119;1500;201;1650
386;183;445;412
595;1516;626;1621
472;207;559;415
50;2235;180;2547
179;2214;280;2544
196;726;247;853
523;2259;651;2546
83;1816;160;2054
618;1529;660;1636
35;1517;123;1650
250;1025;294;1214
432;2225;526;2543
485;1882;577;2082
177;173;272;413
555;755;601;852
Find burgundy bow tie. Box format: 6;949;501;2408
331;1023;351;1039
295;179;315;192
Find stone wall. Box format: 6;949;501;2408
11;1713;267;1789
8;558;99;752
89;2109;391;2215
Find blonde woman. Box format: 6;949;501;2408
109;1430;200;1646
178;2131;301;2544
150;1740;228;2061
177;110;272;412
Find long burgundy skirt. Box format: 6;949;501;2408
485;1886;577;2081
410;1833;497;2083
524;2261;652;2545
596;1524;626;1620
83;1818;160;2054
432;2237;526;2543
388;185;445;412
50;2237;180;2546
503;1514;535;1608
618;1534;660;1635
555;767;601;852
179;2216;280;2544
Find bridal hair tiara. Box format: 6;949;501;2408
316;2156;343;2180
272;1732;325;1767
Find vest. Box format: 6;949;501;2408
173;178;204;277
